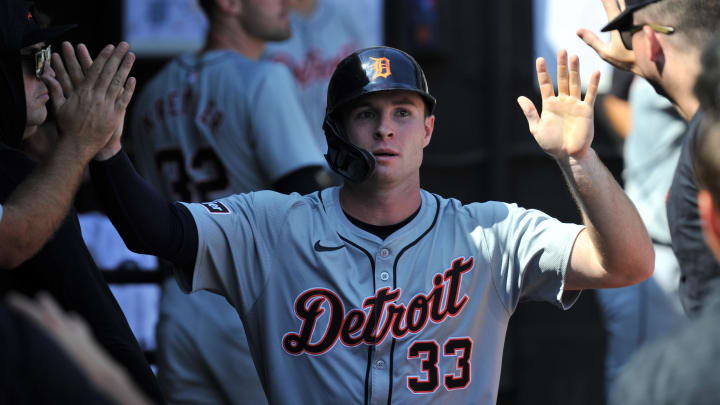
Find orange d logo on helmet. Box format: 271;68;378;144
369;57;391;81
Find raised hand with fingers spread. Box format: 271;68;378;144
41;41;136;161
515;49;653;292
576;0;642;74
517;50;600;162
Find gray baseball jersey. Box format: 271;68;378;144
179;186;583;404
132;50;324;405
132;50;324;201
264;0;374;152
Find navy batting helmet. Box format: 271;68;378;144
323;46;436;183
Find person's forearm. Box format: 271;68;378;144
559;148;654;283
89;149;197;269
0;138;94;268
91;360;154;405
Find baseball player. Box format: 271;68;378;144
0;1;163;402
0;6;116;269
130;0;328;403
91;46;653;404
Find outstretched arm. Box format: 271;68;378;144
49;42;199;271
0;43;135;269
0;141;90;269
517;50;654;290
89;150;198;273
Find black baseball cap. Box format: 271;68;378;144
601;0;662;32
0;1;75;51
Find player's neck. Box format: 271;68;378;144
659;49;701;121
340;180;422;226
202;22;266;60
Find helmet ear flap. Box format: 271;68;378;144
323;117;376;184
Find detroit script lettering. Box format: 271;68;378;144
283;256;474;355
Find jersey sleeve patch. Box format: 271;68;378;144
201;201;231;214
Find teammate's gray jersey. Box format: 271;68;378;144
180;186;583;404
264;0;374;152
132;50;324;201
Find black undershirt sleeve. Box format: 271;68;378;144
273;165;325;195
89;150;197;273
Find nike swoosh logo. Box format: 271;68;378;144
314;240;345;252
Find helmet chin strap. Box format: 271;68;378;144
323;117;376;184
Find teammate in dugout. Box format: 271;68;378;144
88;46;654;403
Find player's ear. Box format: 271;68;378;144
216;0;241;16
422;114;435;148
643;25;665;66
698;189;720;261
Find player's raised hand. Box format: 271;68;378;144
41;41;136;161
517;50;600;161
43;41;94;110
576;0;639;74
51;41;132;160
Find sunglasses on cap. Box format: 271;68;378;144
20;44;51;77
619;23;675;50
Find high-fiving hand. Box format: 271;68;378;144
40;41;135;161
576;0;640;74
517;50;600;162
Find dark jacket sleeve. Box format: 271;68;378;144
89;150;197;272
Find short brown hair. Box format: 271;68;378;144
636;0;720;50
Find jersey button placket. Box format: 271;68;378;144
371;246;393;405
376;248;392;286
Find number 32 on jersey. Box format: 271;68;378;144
154;147;230;202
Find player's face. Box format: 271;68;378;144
343;90;434;187
20;42;50;137
239;0;293;42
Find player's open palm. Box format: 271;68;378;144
517;50;600;161
42;41;135;157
